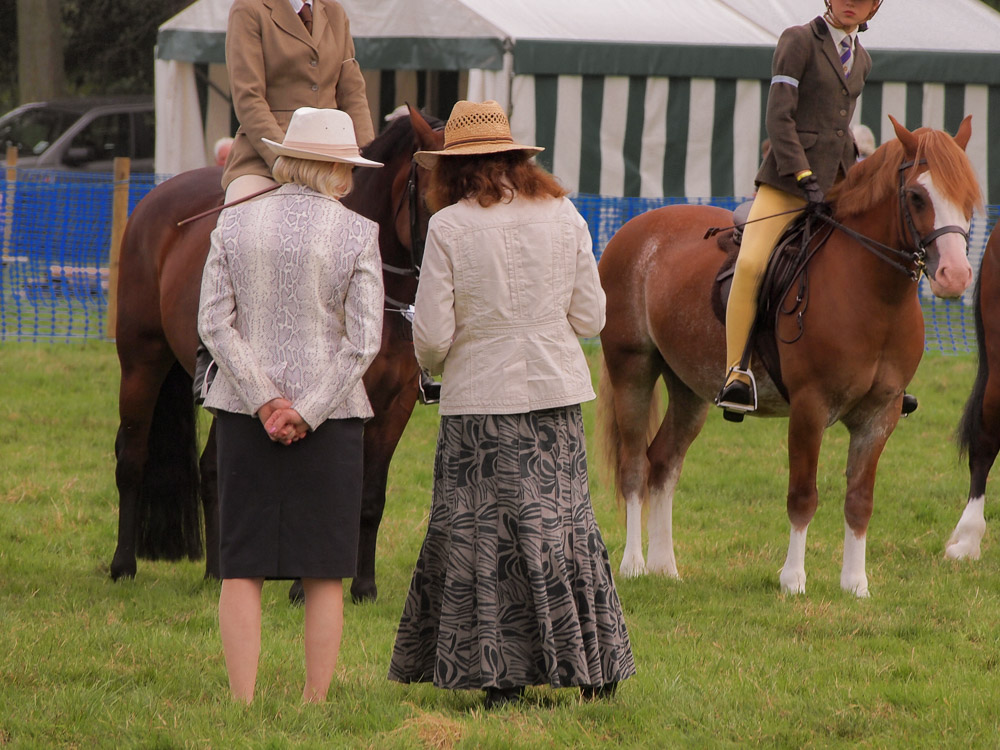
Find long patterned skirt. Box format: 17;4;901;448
388;405;635;691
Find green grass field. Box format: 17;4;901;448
2;342;999;748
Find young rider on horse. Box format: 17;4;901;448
716;0;909;421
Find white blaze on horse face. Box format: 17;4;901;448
917;172;973;299
841;523;869;597
945;495;986;560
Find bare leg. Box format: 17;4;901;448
301;578;344;703
219;577;264;703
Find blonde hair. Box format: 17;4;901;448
271;156;354;198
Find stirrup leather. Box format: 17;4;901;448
716;367;758;413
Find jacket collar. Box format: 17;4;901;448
262;0;319;51
811;15;861;86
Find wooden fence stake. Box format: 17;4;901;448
106;157;131;340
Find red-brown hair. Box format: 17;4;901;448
426;150;567;213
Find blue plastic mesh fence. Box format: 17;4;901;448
571;194;999;356
0;170;995;355
0;169;162;342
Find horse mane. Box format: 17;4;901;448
828;126;983;219
361;111;445;166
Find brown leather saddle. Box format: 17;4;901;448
710;204;834;402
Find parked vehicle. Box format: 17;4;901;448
0;96;155;173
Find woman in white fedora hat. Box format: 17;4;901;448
198;106;383;704
388;100;635;708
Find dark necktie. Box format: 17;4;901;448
299;2;313;34
840;37;852;76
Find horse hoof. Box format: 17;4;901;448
109;558;136;582
350;580;378;604
619;555;647;578
779;569;806;595
944;539;981;560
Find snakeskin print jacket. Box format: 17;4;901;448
198;183;383;428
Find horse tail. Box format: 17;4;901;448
957;268;987;459
596;354;661;507
136;361;203;561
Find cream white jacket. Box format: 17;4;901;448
413;194;605;416
198;184;383;428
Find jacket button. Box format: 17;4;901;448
840;109;847;117
842;89;848;95
837;129;844;137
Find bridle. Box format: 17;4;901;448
383;160;428;314
816;158;970;281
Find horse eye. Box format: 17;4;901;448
908;191;927;212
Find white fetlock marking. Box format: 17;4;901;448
945;496;986;560
779;526;808;594
841;524;869;598
646;475;679;578
620;495;647;577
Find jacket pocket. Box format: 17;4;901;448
796;130;819;150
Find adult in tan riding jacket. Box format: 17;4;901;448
222;0;375;201
717;0;881;421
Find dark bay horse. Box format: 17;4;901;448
598;116;981;597
947;218;1000;560
110;108;444;602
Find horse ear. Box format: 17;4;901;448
889;114;918;156
953;115;972;151
407;103;442;154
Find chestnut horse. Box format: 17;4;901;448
947;218;1000;560
109;108;444;602
598;116;981;597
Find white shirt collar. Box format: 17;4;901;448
824;18;857;50
288;0;311;13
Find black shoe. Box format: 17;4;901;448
581;682;618;701
901;392;918;416
418;370;440;405
483;686;524;709
716;380;754;422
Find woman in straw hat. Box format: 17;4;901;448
387;100;635;708
198;107;383;704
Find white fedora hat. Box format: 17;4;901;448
262;107;382;168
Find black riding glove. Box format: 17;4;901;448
797;173;827;214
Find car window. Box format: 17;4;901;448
66;113;131;166
132;110;156;161
0;108;78;156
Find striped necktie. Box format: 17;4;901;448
840;37;852;76
299;2;313;34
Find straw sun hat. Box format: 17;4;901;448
413;100;542;169
262;107;382;167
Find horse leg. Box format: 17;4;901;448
605;350;663;578
780;402;826;595
947;375;1000;560
840;410;897;597
200;418;220;579
645;373;710;577
352;389;418;604
110;349;173;580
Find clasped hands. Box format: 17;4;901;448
258;398;308;446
